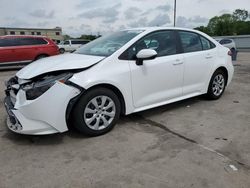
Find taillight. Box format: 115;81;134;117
228;50;232;56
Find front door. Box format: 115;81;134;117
127;30;184;108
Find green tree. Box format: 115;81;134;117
233;9;248;21
194;26;212;35
207;14;235;35
194;9;250;36
78;34;100;41
63;34;71;40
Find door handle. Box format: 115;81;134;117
173;59;184;65
205;54;213;59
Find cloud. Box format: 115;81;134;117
37;21;50;27
177;15;209;28
124;7;142;19
128;17;148;27
156;4;171;11
1;0;249;37
3;17;31;27
190;16;209;23
78;3;121;23
76;0;121;9
29;9;55;19
148;14;171;26
140;3;172;17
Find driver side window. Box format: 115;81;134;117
127;30;177;60
64;41;70;45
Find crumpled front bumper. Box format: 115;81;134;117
4;81;81;135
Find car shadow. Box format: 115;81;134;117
2;95;206;146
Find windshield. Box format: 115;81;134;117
74;30;144;57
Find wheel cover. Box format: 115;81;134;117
83;96;116;131
212;74;225;96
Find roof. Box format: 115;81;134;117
0;35;51;39
125;26;197;32
0;27;62;31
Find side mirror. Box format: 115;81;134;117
136;49;157;66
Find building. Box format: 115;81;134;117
0;27;63;42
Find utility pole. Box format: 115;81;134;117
174;0;177;27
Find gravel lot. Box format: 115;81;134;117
0;53;250;188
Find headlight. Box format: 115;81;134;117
23;73;73;100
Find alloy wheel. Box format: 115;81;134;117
212;74;225;96
83;96;116;131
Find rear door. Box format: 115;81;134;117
178;31;215;95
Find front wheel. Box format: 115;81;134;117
71;88;121;136
206;70;226;100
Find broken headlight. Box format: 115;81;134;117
22;73;73;100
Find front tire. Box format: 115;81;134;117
206;70;226;100
71;88;121;136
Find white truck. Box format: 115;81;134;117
58;39;90;53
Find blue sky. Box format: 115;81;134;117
1;0;249;37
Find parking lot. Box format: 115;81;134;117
0;53;249;187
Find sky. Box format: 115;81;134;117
0;0;249;37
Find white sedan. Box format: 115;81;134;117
216;38;237;51
4;27;234;136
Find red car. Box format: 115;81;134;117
0;35;59;67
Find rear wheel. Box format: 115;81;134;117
59;48;65;54
206;70;226;100
71;88;121;136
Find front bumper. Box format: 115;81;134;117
4;81;81;135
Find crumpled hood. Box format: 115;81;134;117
16;53;105;79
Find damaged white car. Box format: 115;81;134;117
4;27;234;136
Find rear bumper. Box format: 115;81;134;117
227;57;234;86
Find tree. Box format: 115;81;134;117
63;34;71;40
233;9;248;21
194;9;250;36
194;26;212;35
78;34;100;41
206;14;235;35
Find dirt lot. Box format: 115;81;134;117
0;53;249;188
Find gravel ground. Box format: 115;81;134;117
0;53;249;188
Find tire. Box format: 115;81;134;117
71;87;121;136
36;54;48;60
206;69;227;100
59;48;65;54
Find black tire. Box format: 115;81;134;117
36;54;48;60
206;69;227;100
71;87;121;136
59;48;65;54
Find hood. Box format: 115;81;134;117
16;53;105;79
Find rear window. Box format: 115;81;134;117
0;37;48;47
200;36;215;50
219;39;232;45
19;38;48;45
71;40;89;45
